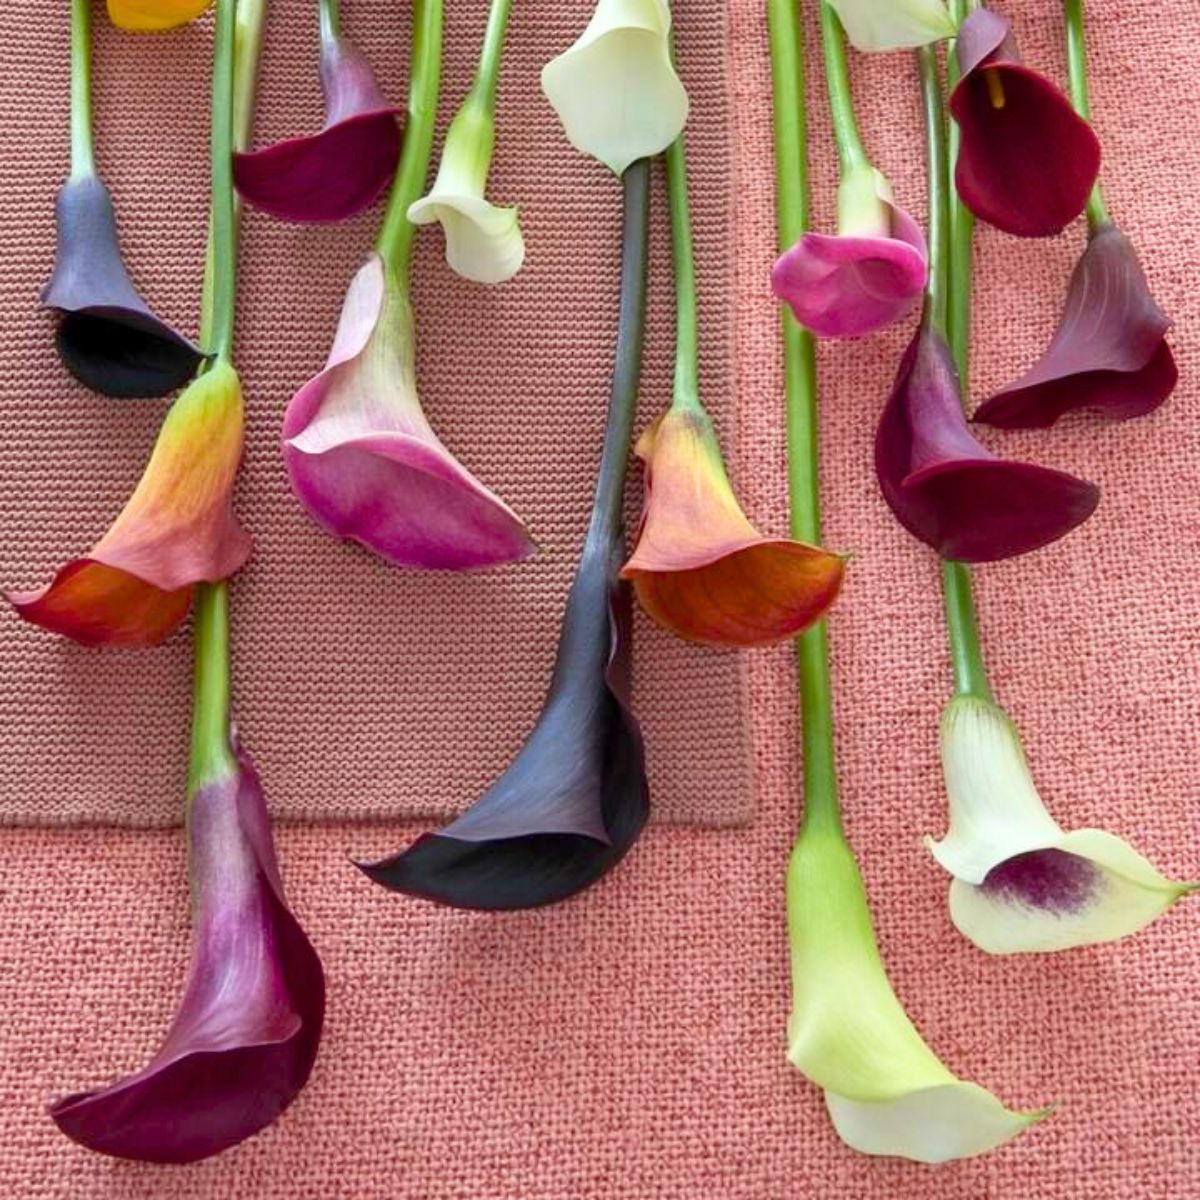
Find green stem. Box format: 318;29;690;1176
920;46;949;338
207;0;238;363
188;582;237;791
769;0;840;835
819;3;868;171
471;0;513;111
1062;0;1110;228
69;0;94;179
376;0;443;285
318;0;340;44
947;0;975;371
664;136;701;410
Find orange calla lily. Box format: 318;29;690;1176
107;0;212;32
621;405;845;647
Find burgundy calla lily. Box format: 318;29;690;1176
875;317;1099;562
975;222;1177;428
950;8;1100;238
51;745;325;1163
233;32;400;223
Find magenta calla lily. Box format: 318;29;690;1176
975;222;1176;428
875;318;1099;562
283;253;533;569
951;8;1100;238
51;745;325;1163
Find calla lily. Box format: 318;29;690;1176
282;253;533;569
233;21;400;223
107;0;212;31
9;358;251;646
622;405;844;646
825;0;955;53
928;694;1198;954
975;226;1176;429
788;826;1048;1161
950;8;1100;237
874;317;1099;561
541;0;688;176
52;741;325;1162
772;163;927;338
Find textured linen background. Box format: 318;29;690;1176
1;0;1198;1197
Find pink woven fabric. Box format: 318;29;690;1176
1;0;1199;1195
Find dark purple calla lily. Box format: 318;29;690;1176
233;34;400;223
975;222;1177;428
43;175;203;398
950;8;1100;238
875;318;1099;562
51;746;324;1163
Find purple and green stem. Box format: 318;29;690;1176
1062;0;1111;229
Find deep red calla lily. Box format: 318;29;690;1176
950;8;1100;238
875;319;1099;562
975;222;1176;428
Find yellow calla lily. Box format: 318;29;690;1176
107;0;212;33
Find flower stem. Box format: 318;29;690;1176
664;136;702;411
376;0;443;285
1062;0;1110;229
947;0;975;362
206;0;238;364
69;0;94;179
471;0;513;112
318;0;340;45
920;46;949;338
819;3;868;171
770;0;841;835
189;582;237;791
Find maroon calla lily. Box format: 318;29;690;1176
875;318;1099;562
975;221;1177;428
950;8;1100;238
233;34;400;223
51;746;324;1164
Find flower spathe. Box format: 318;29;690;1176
9;358;251;646
874;319;1099;561
772;164;927;338
788;825;1046;1162
44;175;203;398
927;694;1198;955
408;104;525;284
107;0;211;31
975;221;1177;428
621;405;844;647
282;253;533;569
233;35;401;223
541;0;688;176
51;744;325;1162
950;8;1100;238
825;0;955;53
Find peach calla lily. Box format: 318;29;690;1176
107;0;212;32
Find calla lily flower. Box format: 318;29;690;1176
975;221;1177;428
541;0;688;176
788;826;1047;1162
283;253;533;569
874;318;1099;561
772;164;927;338
233;29;400;223
621;405;844;646
928;694;1198;954
950;8;1100;237
9;358;251;646
107;0;212;31
825;0;955;53
52;742;325;1162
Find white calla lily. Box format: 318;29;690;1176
540;0;688;175
409;104;525;285
928;695;1198;954
788;827;1047;1162
827;0;956;53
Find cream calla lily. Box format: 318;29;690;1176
928;695;1198;954
540;0;688;175
826;0;955;53
788;827;1046;1162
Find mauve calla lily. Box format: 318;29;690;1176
9;358;251;646
52;743;325;1162
282;253;533;569
975;222;1177;428
107;0;211;31
622;406;844;646
950;8;1100;238
874;318;1099;562
233;32;400;223
772;165;927;339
